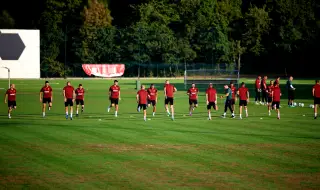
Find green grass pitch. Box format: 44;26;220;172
0;78;319;189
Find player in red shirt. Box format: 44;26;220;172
275;76;280;86
4;84;17;119
108;80;121;117
237;82;249;119
187;83;199;116
312;80;320;119
267;80;274;116
137;85;149;121
164;80;177;120
261;76;268;105
147;84;158;116
75;84;85;117
230;82;237;113
63;81;75;120
206;83;218;120
39;81;53;117
255;76;262;104
272;84;282;119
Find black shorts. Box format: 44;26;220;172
148;100;156;106
65;98;73;107
42;98;51;104
8;101;16;108
189;99;198;105
239;100;247;106
207;102;216;110
110;98;119;105
165;97;174;105
288;90;295;100
268;97;273;103
76;99;84;105
231;99;235;105
314;97;320;105
138;104;147;110
272;101;280;109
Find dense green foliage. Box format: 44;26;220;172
0;0;319;77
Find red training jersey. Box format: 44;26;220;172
230;86;237;99
313;84;320;98
255;79;261;89
40;86;52;99
206;87;217;102
267;85;274;97
187;87;199;100
109;85;120;99
6;88;16;101
275;79;280;85
261;79;267;90
137;90;148;104
238;87;248;101
165;84;175;98
63;86;74;99
147;88;157;101
273;86;281;102
75;88;85;100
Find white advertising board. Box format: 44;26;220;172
0;30;40;79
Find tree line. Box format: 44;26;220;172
0;0;319;77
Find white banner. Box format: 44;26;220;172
0;30;40;79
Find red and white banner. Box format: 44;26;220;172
82;64;125;77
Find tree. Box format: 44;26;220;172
0;10;15;28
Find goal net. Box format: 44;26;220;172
184;68;239;90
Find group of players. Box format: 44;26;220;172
3;78;320;120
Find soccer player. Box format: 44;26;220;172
187;83;199;116
206;83;218;120
221;84;235;118
237;82;249;119
255;76;262;104
137;85;149;121
40;81;53;117
286;76;296;107
230;82;237;112
164;80;177;120
63;81;75;120
108;80;121;117
275;76;280;86
147;84;158;116
261;76;268;105
312;80;320;119
4;84;17;119
267;80;275;116
75;84;85;117
272;83;282;119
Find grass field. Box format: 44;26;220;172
0;78;319;189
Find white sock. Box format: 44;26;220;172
208;113;211;118
115;111;118;116
66;112;68;115
315;113;317;117
232;112;235;116
245;109;248;115
43;112;45;116
144;116;146;120
8;113;10;117
278;113;280;117
240;114;242;118
70;113;73;117
76;110;78;114
153;112;155;116
223;112;226;116
189;112;192;114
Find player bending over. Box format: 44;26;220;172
206;83;218;120
187;83;199;116
147;84;158;116
237;82;249;119
63;81;75;120
108;80;121;117
221;84;235;118
267;80;274;116
272;84;281;119
164;80;177;120
230;82;237;113
137;85;149;121
4;84;17;119
75;84;85;117
40;81;53;117
312;80;320;119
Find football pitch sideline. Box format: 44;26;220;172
0;78;319;189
